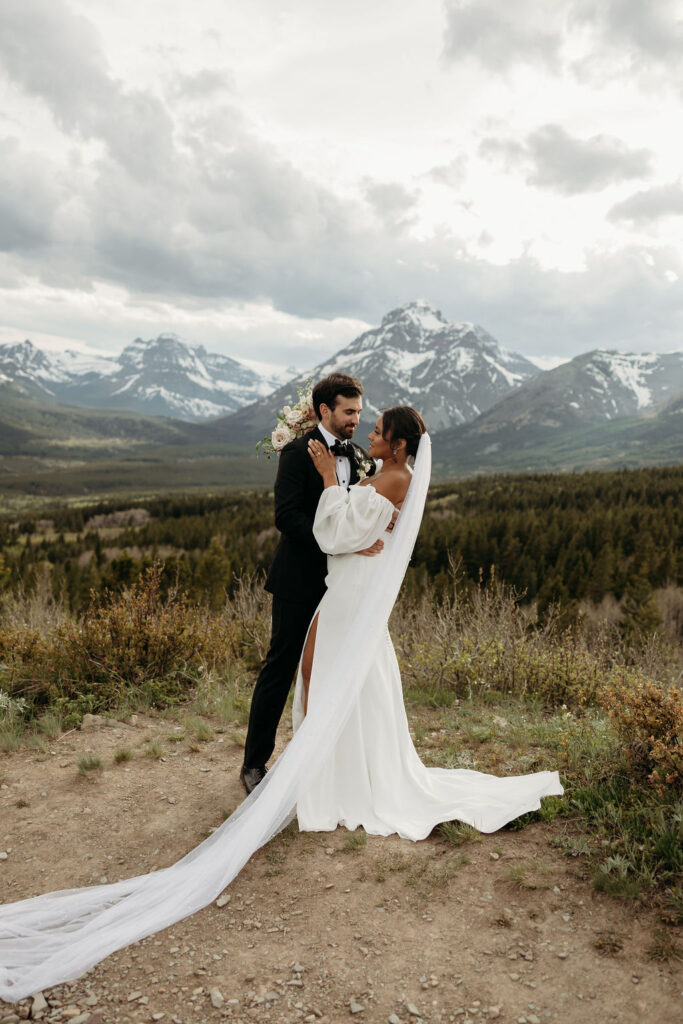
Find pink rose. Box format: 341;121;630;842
285;409;304;426
271;424;293;450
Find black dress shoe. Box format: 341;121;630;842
240;765;268;794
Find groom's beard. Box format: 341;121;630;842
328;417;358;440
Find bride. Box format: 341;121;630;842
293;407;562;838
0;409;562;1003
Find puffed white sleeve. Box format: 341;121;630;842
313;484;396;554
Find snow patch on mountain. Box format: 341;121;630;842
601;353;655;409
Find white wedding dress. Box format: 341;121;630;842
0;435;561;1003
292;482;563;838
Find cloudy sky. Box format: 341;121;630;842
1;0;682;369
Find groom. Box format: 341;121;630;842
240;372;377;793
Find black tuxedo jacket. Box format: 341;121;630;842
264;426;374;604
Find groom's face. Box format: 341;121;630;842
322;395;362;440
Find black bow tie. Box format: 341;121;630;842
330;440;354;459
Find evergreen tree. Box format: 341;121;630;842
620;574;662;639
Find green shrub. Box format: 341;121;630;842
0;564;238;722
602;680;683;792
392;578;645;708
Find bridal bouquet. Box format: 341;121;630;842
257;379;318;458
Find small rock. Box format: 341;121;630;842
406;1005;421;1017
126;991;143;1002
293;962;305;972
388;1015;401;1024
152;1015;166;1021
528;1015;541;1024
349;999;365;1014
264;991;280;1002
557;952;568;960
216;894;231;908
69;1014;91;1024
210;988;224;1009
509;973;520;981
488;1010;501;1020
0;852;8;861
1;1015;21;1023
489;852;500;861
84;995;98;1007
80;714;104;731
31;993;48;1016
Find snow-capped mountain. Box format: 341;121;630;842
223;301;540;440
0;339;117;399
313;301;539;429
456;348;683;437
0;336;293;421
430;348;683;474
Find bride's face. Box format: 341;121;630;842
368;416;392;460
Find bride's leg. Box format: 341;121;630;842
301;613;320;715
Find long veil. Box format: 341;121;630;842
0;434;432;1003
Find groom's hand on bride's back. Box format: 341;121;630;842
355;538;384;557
355;510;399;555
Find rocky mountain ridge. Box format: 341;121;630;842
0;335;291;422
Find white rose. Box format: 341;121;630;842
285;408;303;426
271;424;293;450
283;405;291;415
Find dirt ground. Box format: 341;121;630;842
0;713;680;1024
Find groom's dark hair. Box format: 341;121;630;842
312;373;363;419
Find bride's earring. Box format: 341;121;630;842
391;447;398;462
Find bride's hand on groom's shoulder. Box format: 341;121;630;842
307;438;337;485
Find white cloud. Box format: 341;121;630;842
443;1;565;72
480;124;652;194
444;0;683;84
608;182;683;224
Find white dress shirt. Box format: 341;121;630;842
318;423;351;488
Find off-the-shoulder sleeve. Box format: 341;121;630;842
313;484;395;554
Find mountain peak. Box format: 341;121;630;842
381;301;448;332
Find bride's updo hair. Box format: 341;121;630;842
381;406;427;458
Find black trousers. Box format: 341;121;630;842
242;594;320;770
